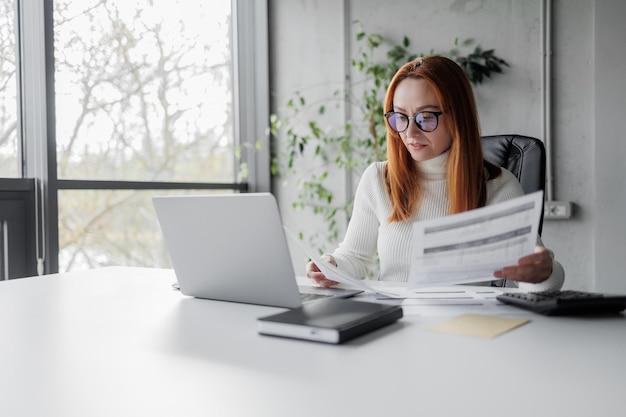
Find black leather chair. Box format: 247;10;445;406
481;134;546;234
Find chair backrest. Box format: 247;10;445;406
481;134;546;234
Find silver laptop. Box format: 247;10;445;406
152;193;361;308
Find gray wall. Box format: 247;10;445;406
269;0;626;292
593;0;626;292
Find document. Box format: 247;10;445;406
359;285;531;317
409;191;543;288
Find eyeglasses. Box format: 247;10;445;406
384;111;443;133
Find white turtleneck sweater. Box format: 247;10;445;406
331;151;565;292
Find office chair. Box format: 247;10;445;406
481;134;546;235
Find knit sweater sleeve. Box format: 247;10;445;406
330;162;385;278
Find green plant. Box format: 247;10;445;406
270;23;509;251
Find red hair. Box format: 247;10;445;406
384;56;499;222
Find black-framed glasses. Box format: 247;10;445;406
384;111;443;133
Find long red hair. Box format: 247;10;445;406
384;56;499;222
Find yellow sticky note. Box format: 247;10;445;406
430;314;530;338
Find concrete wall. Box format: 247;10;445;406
593;0;626;292
269;0;626;292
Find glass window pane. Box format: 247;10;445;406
58;189;235;272
53;0;235;182
0;0;19;178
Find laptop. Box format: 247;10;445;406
152;193;361;308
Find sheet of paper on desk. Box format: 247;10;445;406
370;286;526;316
409;191;543;289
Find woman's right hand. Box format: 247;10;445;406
305;255;340;288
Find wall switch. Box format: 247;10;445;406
544;201;572;219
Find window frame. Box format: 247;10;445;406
15;0;269;274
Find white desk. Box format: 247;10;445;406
1;267;624;417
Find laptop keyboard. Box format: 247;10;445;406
300;292;328;302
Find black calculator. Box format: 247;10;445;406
496;290;626;315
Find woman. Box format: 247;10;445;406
306;56;564;291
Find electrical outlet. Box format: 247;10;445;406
544;201;572;219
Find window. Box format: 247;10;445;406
0;0;19;178
54;0;239;270
54;1;236;183
3;0;269;275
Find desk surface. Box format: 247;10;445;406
1;267;625;417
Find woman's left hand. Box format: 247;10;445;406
493;246;553;284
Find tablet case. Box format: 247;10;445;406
257;298;403;344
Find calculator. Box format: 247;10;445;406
496;290;626;315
